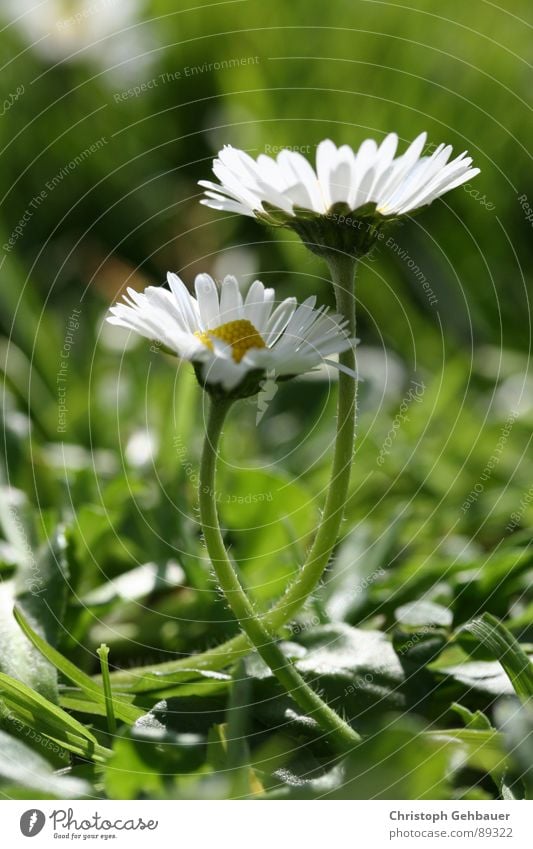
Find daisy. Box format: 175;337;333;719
199;133;480;256
107;273;355;397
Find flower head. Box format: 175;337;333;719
107;273;354;398
200;133;480;257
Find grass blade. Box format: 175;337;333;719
462;613;533;702
13;606;142;724
0;672;111;762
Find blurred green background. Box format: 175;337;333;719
0;0;531;800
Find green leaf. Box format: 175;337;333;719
324;518;399;623
425;728;508;777
0;580;58;700
14;607;142;725
107;666;231;695
451;702;492;731
249;624;409;734
14;526;70;648
276;718;452;799
495;700;533;797
462;613;533;702
105;705;206;799
0;490;69;701
396;599;453;629
435;659;516;699
0;672;110;762
79;560;185;608
0;729;89;798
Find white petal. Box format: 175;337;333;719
200;197;255;216
264;297;298;345
283;180;318;210
349;139;378;208
219;275;243;323
364;133;398;202
243;279;269;328
256;154;288;191
194;273;220;329
202;350;247;391
277;150;323;211
377;132;429;210
167;272;199;332
328;145;356;205
201;133;477;223
316;139;339;210
212;160;263;210
276;296;318;347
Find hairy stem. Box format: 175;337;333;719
199;396;359;752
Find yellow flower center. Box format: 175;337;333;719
195;319;266;363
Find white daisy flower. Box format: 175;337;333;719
199;134;480;257
200;133;480;220
107;273;355;397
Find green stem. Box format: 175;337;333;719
109;255;358;685
266;252;357;626
96;643;116;735
199;396;359;753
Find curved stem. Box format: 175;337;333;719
109;255;358;684
265;252;357;626
199;396;360;753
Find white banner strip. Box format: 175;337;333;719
2;800;533;848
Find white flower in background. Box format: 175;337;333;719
200;133;480;221
107;273;355;396
4;0;151;81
